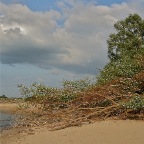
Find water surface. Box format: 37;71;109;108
0;112;15;129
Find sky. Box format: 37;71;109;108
0;0;144;97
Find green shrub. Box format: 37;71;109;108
62;78;92;91
18;83;59;101
60;93;76;103
59;78;93;103
18;78;94;106
122;96;144;110
96;50;143;85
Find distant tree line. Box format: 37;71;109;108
0;95;8;99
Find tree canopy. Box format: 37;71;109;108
107;13;144;61
97;13;144;85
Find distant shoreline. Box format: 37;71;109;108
0;103;18;114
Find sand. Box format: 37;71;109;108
1;120;144;144
0;103;18;113
1;103;144;144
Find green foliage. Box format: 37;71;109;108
59;78;93;102
122;96;144;110
62;78;92;91
97;55;143;85
107;13;144;61
60;92;76;103
18;78;94;108
18;83;59;101
97;14;144;85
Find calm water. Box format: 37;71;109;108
0;112;15;129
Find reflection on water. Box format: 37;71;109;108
0;112;15;129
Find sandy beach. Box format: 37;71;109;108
1;120;144;144
1;102;144;144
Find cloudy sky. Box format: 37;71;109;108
0;0;144;97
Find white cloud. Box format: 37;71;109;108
0;0;144;75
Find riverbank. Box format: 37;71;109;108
0;103;18;113
1;120;144;144
0;102;19;130
1;101;144;144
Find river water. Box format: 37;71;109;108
0;112;15;129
